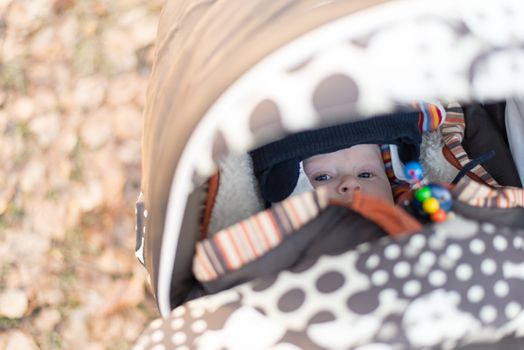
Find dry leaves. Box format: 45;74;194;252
98;275;145;316
0;330;39;350
33;309;61;333
0;289;29;319
0;0;162;348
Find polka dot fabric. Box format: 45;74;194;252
135;216;524;349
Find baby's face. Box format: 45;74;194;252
303;144;394;204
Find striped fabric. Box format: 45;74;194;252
440;102;499;186
381;144;410;201
415;101;445;132
441;102;524;208
380;102;445;201
193;188;329;282
452;176;524;208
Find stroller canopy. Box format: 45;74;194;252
139;0;524;320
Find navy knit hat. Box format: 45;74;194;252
250;112;422;203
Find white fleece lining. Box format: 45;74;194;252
208;153;265;235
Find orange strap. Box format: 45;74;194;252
442;146;490;186
200;171;220;240
337;190;422;238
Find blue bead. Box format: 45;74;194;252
404;161;424;181
428;184;453;212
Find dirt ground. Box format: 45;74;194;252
0;0;164;348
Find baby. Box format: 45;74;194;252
250;111;424;206
303;144;394;204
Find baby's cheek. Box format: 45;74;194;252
325;183;341;199
367;178;394;203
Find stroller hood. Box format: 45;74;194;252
139;0;524;317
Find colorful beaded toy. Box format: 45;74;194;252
404;161;453;223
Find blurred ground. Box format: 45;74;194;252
0;0;164;348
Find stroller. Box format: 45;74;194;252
134;0;524;348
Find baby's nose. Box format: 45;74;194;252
337;175;360;198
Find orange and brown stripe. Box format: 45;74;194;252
193;189;325;282
452;177;524;208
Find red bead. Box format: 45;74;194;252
431;209;447;222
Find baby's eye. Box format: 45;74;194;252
358;172;374;179
314;174;332;182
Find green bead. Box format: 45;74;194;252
415;187;432;202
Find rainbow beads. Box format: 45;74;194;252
404;161;453;223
